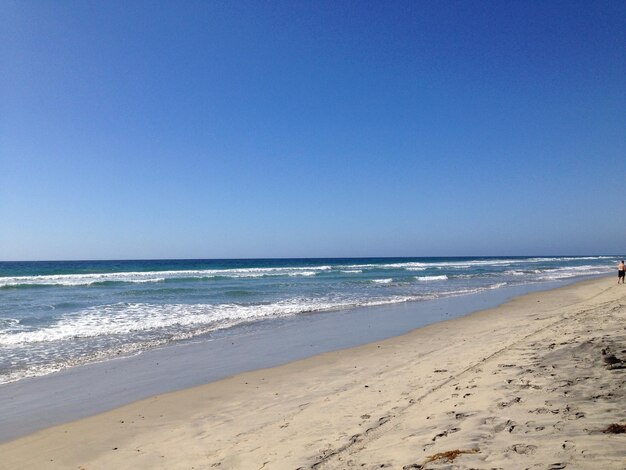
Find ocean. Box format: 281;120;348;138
0;256;616;386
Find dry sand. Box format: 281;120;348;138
1;277;625;469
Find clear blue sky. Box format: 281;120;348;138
1;1;624;261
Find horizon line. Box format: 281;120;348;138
0;254;620;263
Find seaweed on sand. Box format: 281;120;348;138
424;448;479;463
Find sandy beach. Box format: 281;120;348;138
1;276;624;469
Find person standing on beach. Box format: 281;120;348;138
618;260;625;284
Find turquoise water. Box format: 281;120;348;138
0;256;617;384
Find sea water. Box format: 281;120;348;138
0;256;617;385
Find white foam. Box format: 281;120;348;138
534;265;610;280
337;263;420;270
372;278;393;284
415;275;448;281
504;270;527;276
439;281;508;297
527;256;613;262
1;294;440;347
337;258;571;271
0;318;21;330
488;282;508;289
341;269;362;273
1;258;615;287
0;266;332;287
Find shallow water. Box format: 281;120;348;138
0;256;616;384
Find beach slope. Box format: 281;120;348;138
1;277;625;469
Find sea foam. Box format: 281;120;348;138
416;275;448;281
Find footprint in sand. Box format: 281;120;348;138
509;443;537;455
494;419;516;433
482;416;496;425
431;427;460;442
498;396;521;408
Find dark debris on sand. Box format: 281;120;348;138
401;448;479;469
602;423;626;434
424;448;479;463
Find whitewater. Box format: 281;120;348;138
0;256;616;384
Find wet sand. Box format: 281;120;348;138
0;280;568;443
1;276;624;469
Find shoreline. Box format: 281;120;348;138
1;275;625;468
0;277;597;442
